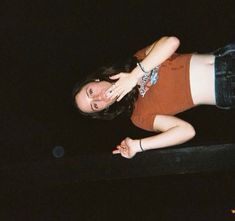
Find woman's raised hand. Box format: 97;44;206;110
112;137;141;159
105;72;139;102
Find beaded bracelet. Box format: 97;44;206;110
137;62;160;97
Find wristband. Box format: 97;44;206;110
139;139;145;151
137;62;149;74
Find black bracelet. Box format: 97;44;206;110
139;139;145;152
137;62;149;74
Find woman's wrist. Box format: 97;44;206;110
139;139;145;152
137;62;151;74
133;139;146;153
131;65;146;80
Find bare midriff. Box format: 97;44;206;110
189;54;216;105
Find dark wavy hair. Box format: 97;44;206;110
72;56;139;120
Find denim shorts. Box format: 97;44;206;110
214;43;235;109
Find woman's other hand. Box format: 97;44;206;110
112;137;141;159
105;72;139;102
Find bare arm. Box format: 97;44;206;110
138;115;195;151
113;115;196;159
106;36;180;100
133;36;180;79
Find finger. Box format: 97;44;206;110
119;145;128;153
110;88;124;100
109;74;122;79
105;90;114;98
112;150;120;154
105;84;116;96
116;91;126;102
105;84;121;98
123;138;130;147
122;148;128;154
116;145;122;150
119;146;128;155
105;90;118;99
120;140;127;147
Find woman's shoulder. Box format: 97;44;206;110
133;45;151;61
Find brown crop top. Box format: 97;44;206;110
131;47;195;132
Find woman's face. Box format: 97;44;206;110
75;80;116;113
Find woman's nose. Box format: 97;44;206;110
92;93;102;100
92;91;109;102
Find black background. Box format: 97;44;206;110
1;0;235;220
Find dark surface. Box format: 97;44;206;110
1;172;235;220
1;0;235;220
2;143;235;191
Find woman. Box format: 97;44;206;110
73;37;235;159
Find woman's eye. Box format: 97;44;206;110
89;88;93;95
94;103;99;109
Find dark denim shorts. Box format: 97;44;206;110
214;43;235;109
